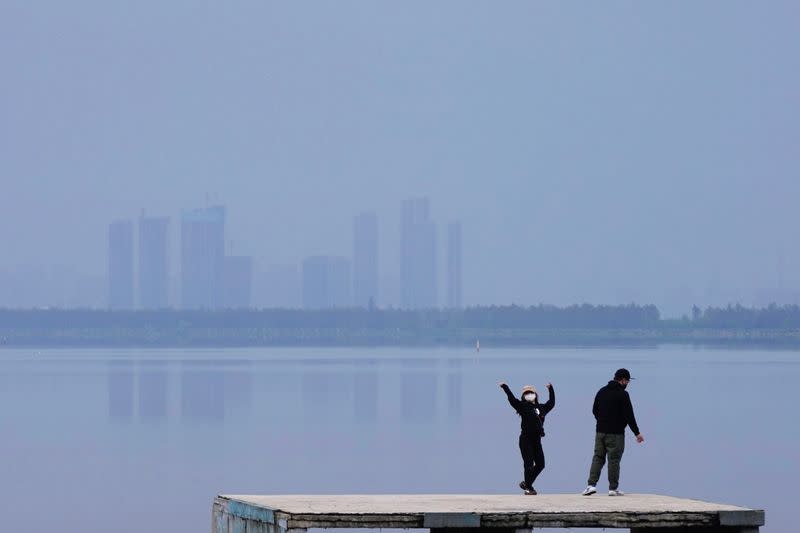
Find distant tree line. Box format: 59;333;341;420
0;303;661;330
5;303;800;329
679;303;800;329
2;304;800;347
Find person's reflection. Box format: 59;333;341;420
353;360;378;423
138;360;168;421
447;358;462;420
180;360;224;422
401;359;437;423
108;360;134;421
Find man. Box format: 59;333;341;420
582;368;644;496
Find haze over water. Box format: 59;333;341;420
0;346;792;532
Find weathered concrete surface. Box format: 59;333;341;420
212;494;764;531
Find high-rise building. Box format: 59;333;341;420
108;220;134;309
223;256;254;309
253;264;301;308
138;214;170;309
447;221;463;309
302;256;327;310
302;255;351;309
400;198;437;309
353;212;379;308
180;206;225;309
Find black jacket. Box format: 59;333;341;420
501;384;555;437
592;380;640;435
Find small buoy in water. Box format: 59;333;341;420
476;340;480;352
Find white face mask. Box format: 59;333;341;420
524;392;537;403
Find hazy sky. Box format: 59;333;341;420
1;1;798;311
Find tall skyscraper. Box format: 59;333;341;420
108;220;134;309
400;197;437;309
180;206;225;309
353;212;379;308
223;256;254;309
138;214;170;309
302;255;351;309
447;221;463;309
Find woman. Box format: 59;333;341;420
498;381;555;495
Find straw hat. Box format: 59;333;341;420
520;385;537;396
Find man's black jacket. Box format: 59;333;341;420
592;380;640;435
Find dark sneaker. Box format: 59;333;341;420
524;487;537;495
519;481;528;492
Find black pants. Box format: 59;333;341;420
519;433;545;488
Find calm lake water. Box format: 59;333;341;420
0;346;794;532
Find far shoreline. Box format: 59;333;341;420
2;327;800;349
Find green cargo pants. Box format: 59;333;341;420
587;432;626;490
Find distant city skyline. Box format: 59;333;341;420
302;255;351;309
97;197;466;310
180;206;226;310
447;221;463;310
223;256;254;309
4;189;800;316
401;198;437;310
353;212;379;308
107;220;134;310
138;213;170;309
10;191;800;316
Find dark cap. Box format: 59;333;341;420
614;368;634;381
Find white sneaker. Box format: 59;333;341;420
582;486;597;496
608;489;625;496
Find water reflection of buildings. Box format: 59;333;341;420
107;359;252;423
353;361;378;423
108;359;169;422
108;360;134;421
224;361;252;420
302;369;351;424
401;360;438;423
301;361;384;425
446;359;462;419
107;357;463;425
181;362;224;421
180;360;251;422
138;360;168;421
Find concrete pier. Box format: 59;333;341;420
212;494;764;532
